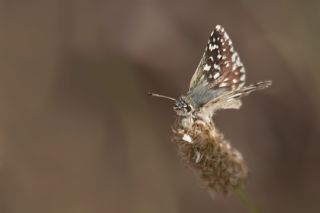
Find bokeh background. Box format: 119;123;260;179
0;0;319;212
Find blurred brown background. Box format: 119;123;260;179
0;0;319;212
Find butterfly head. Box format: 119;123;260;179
148;93;194;116
174;96;194;116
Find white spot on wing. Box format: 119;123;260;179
203;64;211;71
219;82;228;87
213;64;220;70
232;64;237;71
209;43;214;51
236;57;242;66
231;53;237;62
214;72;220;79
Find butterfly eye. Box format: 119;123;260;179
186;105;192;112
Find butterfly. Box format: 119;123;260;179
149;25;271;127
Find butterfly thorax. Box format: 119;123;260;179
187;84;228;108
174;84;230;114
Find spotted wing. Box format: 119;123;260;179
189;25;246;91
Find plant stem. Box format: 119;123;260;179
233;187;261;213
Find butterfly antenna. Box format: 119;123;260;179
148;92;176;101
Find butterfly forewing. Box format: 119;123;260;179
189;25;246;91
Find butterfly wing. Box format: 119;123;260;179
189;25;271;120
189;25;246;91
200;80;271;115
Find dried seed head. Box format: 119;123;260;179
172;118;248;194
